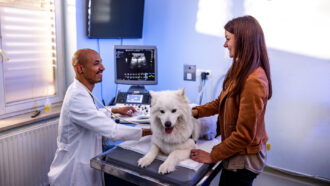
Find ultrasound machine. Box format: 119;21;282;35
111;45;157;124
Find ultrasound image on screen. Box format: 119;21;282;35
130;53;147;69
116;48;156;82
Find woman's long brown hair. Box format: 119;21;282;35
223;15;272;99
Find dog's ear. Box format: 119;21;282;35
177;88;185;97
149;90;157;103
149;90;155;97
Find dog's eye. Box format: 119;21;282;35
160;110;165;114
171;109;177;113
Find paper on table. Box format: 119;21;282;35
118;135;221;171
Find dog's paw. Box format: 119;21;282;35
158;161;176;174
138;156;153;168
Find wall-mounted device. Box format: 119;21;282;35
87;0;145;38
184;64;196;81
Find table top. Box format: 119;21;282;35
91;146;222;186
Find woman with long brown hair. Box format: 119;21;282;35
190;15;272;186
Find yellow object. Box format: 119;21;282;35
266;143;271;151
45;105;51;111
44;98;52;112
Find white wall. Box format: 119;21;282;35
72;0;330;180
266;49;330;179
62;0;77;88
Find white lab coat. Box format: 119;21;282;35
48;79;142;186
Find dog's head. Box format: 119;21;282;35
149;88;191;135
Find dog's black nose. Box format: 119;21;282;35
165;121;172;128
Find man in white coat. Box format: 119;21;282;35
48;49;151;186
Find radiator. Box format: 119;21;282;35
0;119;58;186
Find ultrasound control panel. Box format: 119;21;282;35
115;92;151;120
116;92;151;105
115;103;150;117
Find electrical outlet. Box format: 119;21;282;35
196;69;212;77
184;64;196;81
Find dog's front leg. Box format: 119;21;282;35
158;149;190;174
138;144;159;168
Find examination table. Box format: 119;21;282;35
90;145;222;186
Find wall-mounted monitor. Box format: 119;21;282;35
87;0;145;38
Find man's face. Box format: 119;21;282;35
81;51;105;84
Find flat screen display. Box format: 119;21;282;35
87;0;145;38
126;94;143;103
114;45;157;85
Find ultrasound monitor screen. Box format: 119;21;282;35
114;46;157;85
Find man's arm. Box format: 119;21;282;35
70;92;142;141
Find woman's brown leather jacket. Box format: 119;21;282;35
195;67;269;162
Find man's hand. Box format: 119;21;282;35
112;106;137;117
190;149;213;164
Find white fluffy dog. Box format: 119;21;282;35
138;88;200;174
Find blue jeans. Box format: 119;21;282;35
219;168;258;186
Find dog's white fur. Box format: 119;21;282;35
138;88;200;174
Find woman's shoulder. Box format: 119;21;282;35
244;67;269;96
247;67;268;84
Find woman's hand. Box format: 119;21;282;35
112;106;137;117
190;149;213;164
192;108;199;118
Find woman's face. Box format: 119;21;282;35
224;31;235;58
